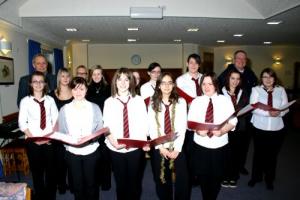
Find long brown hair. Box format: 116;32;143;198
111;68;136;97
152;72;179;112
225;69;242;96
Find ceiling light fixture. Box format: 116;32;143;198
130;7;163;19
65;28;78;32
264;41;272;44
128;28;139;31
217;40;225;43
82;39;90;42
267;21;282;25
173;39;181;42
233;34;243;37
187;28;199;32
127;39;137;42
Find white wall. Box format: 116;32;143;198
0;25;28;117
87;44;193;69
0;22;62;117
214;46;300;89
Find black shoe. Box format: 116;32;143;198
240;167;249;175
221;181;229;188
248;180;256;187
229;180;237;188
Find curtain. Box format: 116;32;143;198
53;48;64;74
28;40;41;74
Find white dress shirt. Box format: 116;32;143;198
148;98;187;152
250;85;288;131
103;95;149;153
19;95;58;137
188;93;237;149
58;100;102;155
140;81;155;99
221;87;243;105
176;72;202;98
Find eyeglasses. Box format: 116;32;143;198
32;81;45;85
161;81;174;86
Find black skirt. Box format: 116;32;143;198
191;142;228;179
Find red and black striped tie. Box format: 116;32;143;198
192;78;201;96
205;98;214;138
267;91;273;107
205;98;214;123
34;99;46;130
164;103;172;135
118;97;131;138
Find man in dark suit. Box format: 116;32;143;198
17;53;57;107
218;50;257;95
218;50;258;176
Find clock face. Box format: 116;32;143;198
131;54;141;65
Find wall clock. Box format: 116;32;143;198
131;54;141;65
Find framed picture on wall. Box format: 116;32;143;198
0;56;14;85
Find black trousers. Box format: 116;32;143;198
110;149;144;200
26;142;56;200
223;130;248;181
251;127;285;184
53;142;68;189
65;148;100;200
191;143;228;200
97;137;111;190
152;149;190;200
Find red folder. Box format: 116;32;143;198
176;87;195;104
117;132;178;148
27;127;109;147
251;100;296;112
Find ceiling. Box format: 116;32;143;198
1;0;300;46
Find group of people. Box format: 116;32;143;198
17;50;289;200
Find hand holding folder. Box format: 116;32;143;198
251;100;296;112
117;132;178;149
27;127;109;147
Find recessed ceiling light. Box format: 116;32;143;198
233;34;243;37
127;39;137;42
216;40;225;43
82;39;90;42
267;21;282;25
128;27;139;31
187;28;199;32
174;39;181;42
264;41;272;44
65;28;77;32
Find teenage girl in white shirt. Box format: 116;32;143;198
103;68;149;200
19;71;58;200
248;68;289;190
188;72;237;200
148;72;189;200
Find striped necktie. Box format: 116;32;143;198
117;97;131;138
34;98;46;130
267;91;273;107
163;103;172;135
192;78;201;96
205;98;214;123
